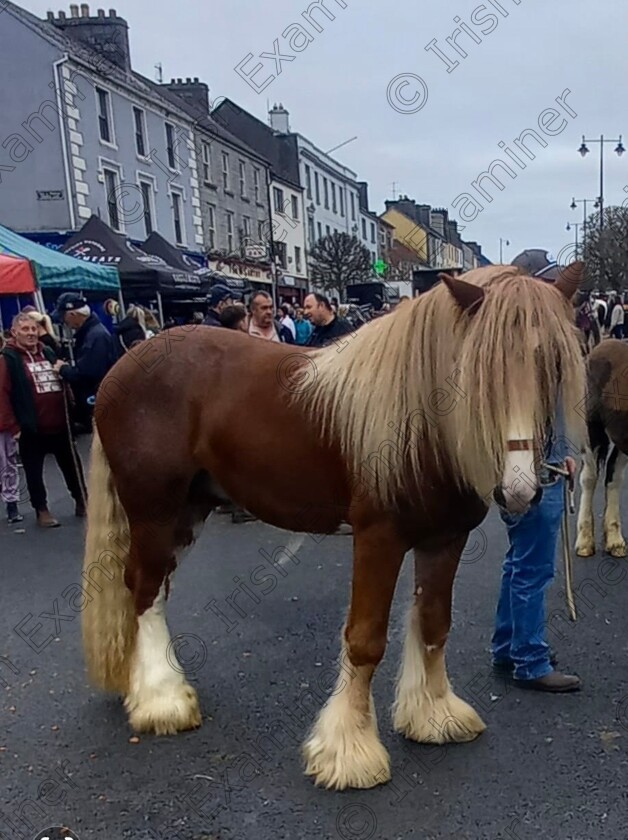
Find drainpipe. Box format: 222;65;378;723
53;55;77;231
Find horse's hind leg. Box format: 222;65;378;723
603;446;628;557
392;537;486;744
124;519;202;735
575;446;600;557
303;521;406;790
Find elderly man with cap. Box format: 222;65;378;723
491;250;581;693
51;292;116;432
204;285;241;327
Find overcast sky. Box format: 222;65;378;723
24;0;628;263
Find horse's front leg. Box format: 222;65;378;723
302;520;406;790
603;447;628;557
575;446;600;557
392;537;486;744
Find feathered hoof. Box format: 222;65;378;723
393;690;486;744
606;541;627;558
125;682;202;736
575;542;596;557
302;728;390;790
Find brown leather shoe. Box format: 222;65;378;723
515;670;581;693
37;509;60;528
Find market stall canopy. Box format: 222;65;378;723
0;222;120;291
0;253;36;294
63;216;210;297
142;231;203;273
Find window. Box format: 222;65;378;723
315;172;320;205
275;241;287;269
226;211;234;251
339;188;344;217
331;183;337;214
305;165;312;199
291;195;299;220
323;178;329;209
370;222;376;243
295;246;302;274
334;227;338;235
239;160;246;197
96;88;113;144
243;215;251;239
165;122;176;169
103;167;120;230
308;217;315;246
222;152;230;191
350;193;356;221
171;190;184;245
258;219;266;242
273;187;284;212
139;180;154;237
206;203;216;249
133;107;146;157
317;221;322;240
201;142;211;183
361;218;367;239
326;225;331;236
254;168;260;202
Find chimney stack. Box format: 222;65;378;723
49;5;131;72
269;102;290;134
163;77;210;117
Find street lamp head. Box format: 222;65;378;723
566;222;571;231
578;137;589;157
594;198;600;208
570;198;577;210
616;137;625;156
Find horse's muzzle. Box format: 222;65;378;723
493;485;543;514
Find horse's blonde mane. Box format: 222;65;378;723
297;266;585;506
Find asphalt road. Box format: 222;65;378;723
2;436;628;840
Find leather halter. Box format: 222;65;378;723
507;439;534;452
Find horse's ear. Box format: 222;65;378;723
439;273;485;314
553;260;585;301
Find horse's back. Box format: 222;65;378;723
586;339;628;452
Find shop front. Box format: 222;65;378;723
206;256;274;298
276;273;308;307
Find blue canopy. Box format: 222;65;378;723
0;223;120;291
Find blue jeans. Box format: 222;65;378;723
491;480;565;681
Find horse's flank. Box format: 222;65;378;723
298;265;586;506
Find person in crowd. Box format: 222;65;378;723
113;304;149;355
204;285;241;327
0;415;22;523
219;304;249;332
190;312;205;325
249;292;281;342
609;293;625;339
491;256;581;692
51;292;116;432
279;304;296;341
0;313;86;527
303;292;354;348
294;308;313;345
25;310;63;359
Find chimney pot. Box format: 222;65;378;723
108;8;116;16
47;10;55;19
69;4;79;16
97;7;105;15
186;77;191;83
193;77;199;83
80;3;89;16
177;77;182;84
58;10;66;19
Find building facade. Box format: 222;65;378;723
212;100;308;303
1;3;204;254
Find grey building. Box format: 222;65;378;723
0;2;204;254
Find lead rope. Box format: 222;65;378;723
61;381;89;508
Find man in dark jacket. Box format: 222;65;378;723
0;313;86;527
51;292;116;431
303;293;355;348
204;285;241;327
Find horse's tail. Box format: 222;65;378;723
81;428;137;695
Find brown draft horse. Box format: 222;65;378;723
576;338;628;558
80;264;585;791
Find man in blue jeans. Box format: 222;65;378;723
492;251;581;692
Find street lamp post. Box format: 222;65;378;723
578;135;625;230
570;196;598;248
578;135;625;287
499;237;510;263
566;222;582;258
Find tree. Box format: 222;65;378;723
582;205;628;291
308;232;373;300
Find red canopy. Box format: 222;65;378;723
0;253;36;294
